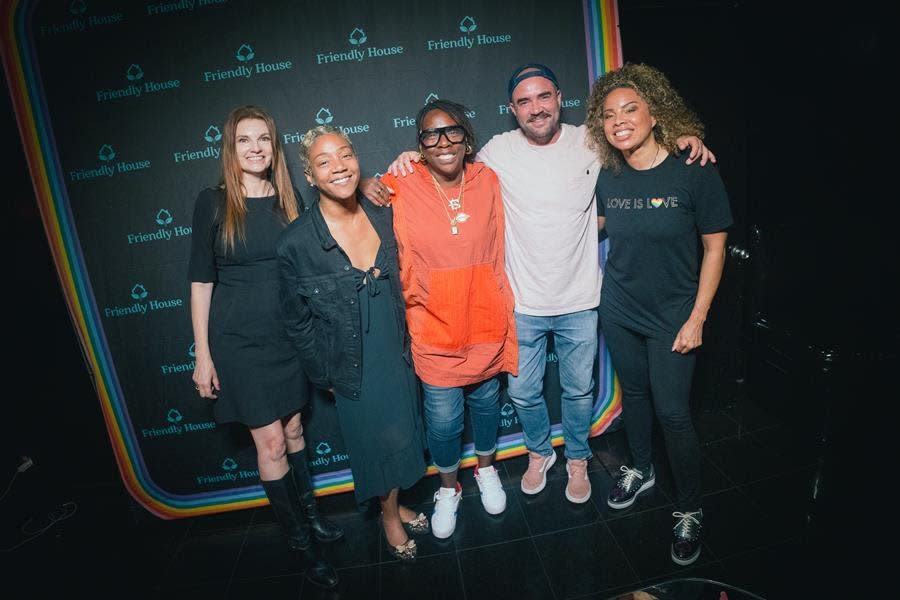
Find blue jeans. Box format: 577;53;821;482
422;378;501;473
507;309;597;460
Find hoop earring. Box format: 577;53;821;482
465;143;473;155
418;152;427;163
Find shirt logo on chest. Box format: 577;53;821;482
606;196;679;210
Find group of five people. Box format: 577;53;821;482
189;62;731;589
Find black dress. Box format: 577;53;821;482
188;188;308;426
334;267;426;504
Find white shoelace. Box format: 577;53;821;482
618;465;645;490
477;468;503;492
672;511;702;539
433;487;459;513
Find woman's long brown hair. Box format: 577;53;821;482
219;105;299;252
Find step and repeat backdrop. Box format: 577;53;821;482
4;0;623;517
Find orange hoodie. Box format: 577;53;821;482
382;161;518;387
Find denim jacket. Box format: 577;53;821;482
276;195;410;400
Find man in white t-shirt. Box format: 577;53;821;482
363;64;710;505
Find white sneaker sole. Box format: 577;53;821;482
565;483;592;504
432;522;456;539
520;451;557;495
607;476;655;509
671;544;701;566
480;496;507;515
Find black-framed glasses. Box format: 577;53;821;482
418;125;466;148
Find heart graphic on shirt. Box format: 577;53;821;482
650;197;664;208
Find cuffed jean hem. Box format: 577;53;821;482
564;450;593;461
474;446;497;457
434;460;461;474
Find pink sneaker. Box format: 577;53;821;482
520;451;557;495
565;458;591;503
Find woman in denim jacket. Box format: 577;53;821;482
276;126;428;560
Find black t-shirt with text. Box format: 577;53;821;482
596;154;732;338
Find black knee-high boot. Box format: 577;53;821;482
287;449;344;542
261;472;339;589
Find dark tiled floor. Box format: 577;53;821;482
3;398;832;599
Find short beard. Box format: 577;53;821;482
521;118;560;145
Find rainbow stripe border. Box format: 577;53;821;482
1;0;623;518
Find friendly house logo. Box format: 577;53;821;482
196;457;258;485
309;440;348;467
204;126;222;143
314;108;370;135
131;283;148;300
142;407;217;439
127;208;191;246
203;43;294;83
393;93;475;128
426;14;511;52
96;64;180;103
315;26;404;65
146;0;230;17
40;1;124;36
126;64;143;81
159;343;196;376
284;108;371;144
235;43;255;61
348;27;367;45
156;209;173;225
104;284;183;319
98;144;116;161
174;125;223;163
500;402;519;428
69;144;151;182
499;98;582;116
315;108;334;125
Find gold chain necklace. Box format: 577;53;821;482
429;170;469;235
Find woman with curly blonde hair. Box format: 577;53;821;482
585;64;732;566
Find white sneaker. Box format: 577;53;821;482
474;465;507;515
431;483;461;539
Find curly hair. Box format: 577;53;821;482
298;125;354;170
585;63;704;172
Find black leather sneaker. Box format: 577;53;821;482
607;465;655;509
671;509;703;566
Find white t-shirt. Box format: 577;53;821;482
477;123;602;316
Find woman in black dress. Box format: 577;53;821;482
188;106;340;588
277;126;428;560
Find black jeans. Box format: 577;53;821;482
602;318;701;511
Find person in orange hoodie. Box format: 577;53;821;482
378;100;518;539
